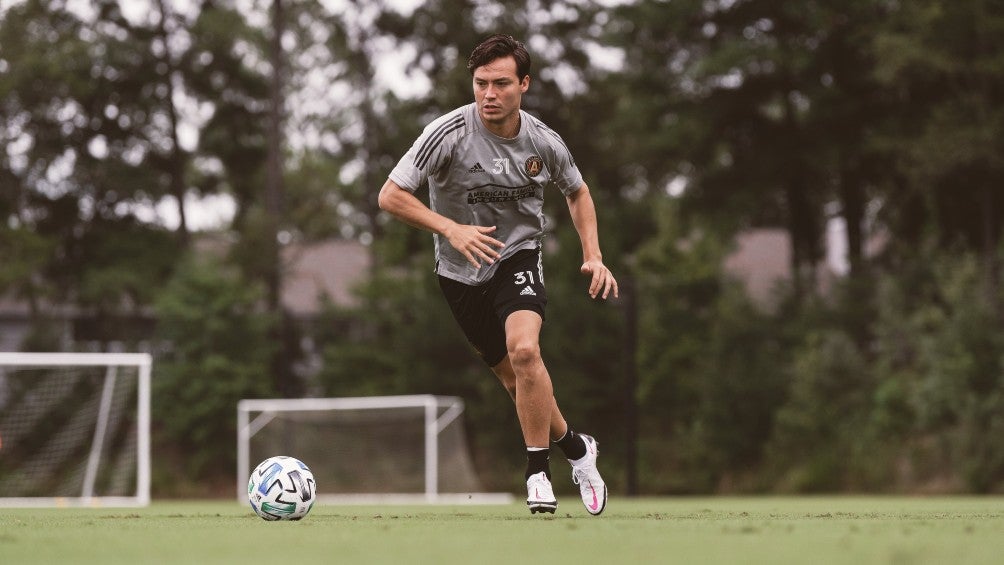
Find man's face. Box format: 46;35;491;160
472;56;529;131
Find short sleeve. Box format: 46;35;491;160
388;112;465;192
550;142;584;196
530;119;583;196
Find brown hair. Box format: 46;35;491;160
467;34;531;81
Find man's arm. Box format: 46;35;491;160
565;183;618;299
377;179;505;268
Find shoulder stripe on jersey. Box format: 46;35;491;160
415;116;465;170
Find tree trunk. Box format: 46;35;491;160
621;276;639;496
267;0;294;397
981;185;999;313
839;155;865;277
782;90;819;300
154;0;189;246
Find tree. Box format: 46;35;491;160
153;255;276;482
0;0;187;346
874;0;1004;309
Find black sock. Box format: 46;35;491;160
525;448;551;479
553;428;587;461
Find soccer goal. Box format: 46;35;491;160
0;352;151;508
237;395;513;504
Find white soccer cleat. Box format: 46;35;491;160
526;471;557;514
570;434;607;515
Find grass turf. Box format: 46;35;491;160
2;497;1003;564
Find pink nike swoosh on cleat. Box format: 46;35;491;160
588;485;599;511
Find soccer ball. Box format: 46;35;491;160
248;456;317;521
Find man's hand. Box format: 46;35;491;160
443;223;505;268
377;180;504;269
580;259;618;299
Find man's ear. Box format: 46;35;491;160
520;75;530;93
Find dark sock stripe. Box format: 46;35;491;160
525;448;551;480
553;428;587;460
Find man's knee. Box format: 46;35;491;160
507;340;541;370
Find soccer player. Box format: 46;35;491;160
378;33;617;515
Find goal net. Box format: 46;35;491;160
237;395;512;504
0;352;151;507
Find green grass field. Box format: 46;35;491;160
2;497;1003;564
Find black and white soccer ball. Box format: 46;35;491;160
248;456;317;521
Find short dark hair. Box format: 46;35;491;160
467;34;531;81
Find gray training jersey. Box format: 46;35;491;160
389;103;584;285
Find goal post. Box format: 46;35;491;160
0;352;151;507
237;395;512;504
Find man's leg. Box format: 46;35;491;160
491;355;568;442
503;310;556;448
500;310;559;514
495;311;607;516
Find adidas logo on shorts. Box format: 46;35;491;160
520;286;536;296
468;162;486;174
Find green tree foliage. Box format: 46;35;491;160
312;249;476;399
870;247;1004;492
152;255;276;482
873;0;1004;303
631;199;787;492
0;0;188;344
767;329;877;492
178;1;272;279
763;244;1004;494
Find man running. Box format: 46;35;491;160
378;33;617;515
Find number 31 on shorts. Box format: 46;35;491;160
514;271;536;285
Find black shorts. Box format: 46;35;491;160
438;246;547;367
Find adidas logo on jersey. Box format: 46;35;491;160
468;162;486;174
520;286;536;296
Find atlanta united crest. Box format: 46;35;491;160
524;155;543;177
